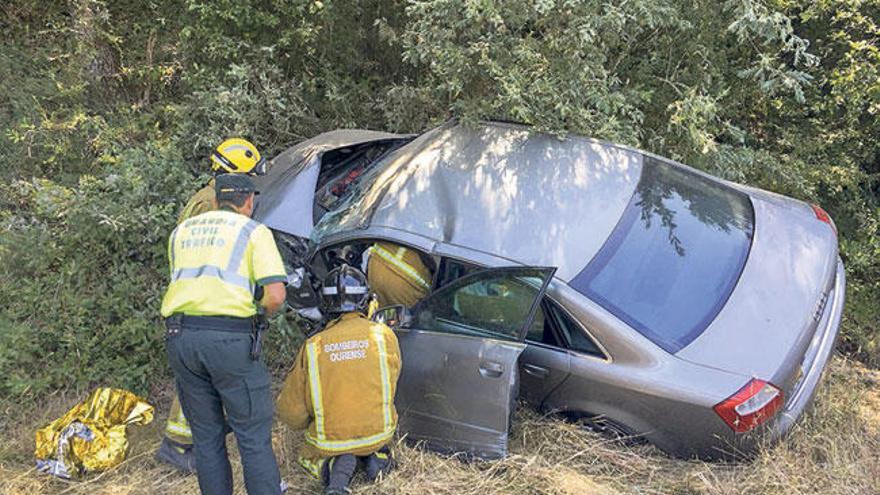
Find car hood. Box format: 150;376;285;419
253;129;407;238
676;189;839;382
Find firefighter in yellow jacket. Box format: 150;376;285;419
277;264;401;495
157;138;269;472
363;241;432;308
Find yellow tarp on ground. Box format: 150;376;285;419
35;387;154;479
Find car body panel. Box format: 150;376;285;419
258;155;321;239
394;266;556;459
676;193;839;381
769;257;844;439
368;122;643;281
261;121;845;459
531;283;753;454
254;129;409;238
394;329;525;460
519;343;571;407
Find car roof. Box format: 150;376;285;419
363;121;644;281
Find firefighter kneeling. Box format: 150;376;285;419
277;264;401;495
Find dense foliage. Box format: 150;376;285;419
1;0;877;398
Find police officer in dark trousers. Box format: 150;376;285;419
161;173;287;495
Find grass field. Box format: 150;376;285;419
1;356;877;495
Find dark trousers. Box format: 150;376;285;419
167;325;281;495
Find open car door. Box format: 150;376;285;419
394;266;556;459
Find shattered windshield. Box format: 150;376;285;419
569;157;754;353
309;144;408;241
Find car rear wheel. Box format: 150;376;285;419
566;412;646;446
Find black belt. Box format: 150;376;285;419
165;314;254;333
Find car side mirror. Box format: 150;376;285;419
372;304;410;329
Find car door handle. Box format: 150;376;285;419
522;363;549;379
479;361;504;378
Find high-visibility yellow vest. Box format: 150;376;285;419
160;209;286;318
276;313;401;458
367;242;431;307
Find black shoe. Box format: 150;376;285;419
363;446;395;481
155;438;197;473
322;454;357;494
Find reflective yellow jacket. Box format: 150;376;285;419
160;209;287;318
366;242;431;308
277;313;401;458
178;180;216;224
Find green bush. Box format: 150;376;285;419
0;143;194;396
0;0;877;402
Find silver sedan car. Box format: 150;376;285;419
254;120;845;460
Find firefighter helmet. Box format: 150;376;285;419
320;264;371;315
210;138;267;175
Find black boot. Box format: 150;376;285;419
362;446;395;481
322;454;357;495
155;438;197;473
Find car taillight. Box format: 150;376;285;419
810;204;837;236
714;379;784;433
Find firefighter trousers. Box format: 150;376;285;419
166;324;281;495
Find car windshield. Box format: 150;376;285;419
569;157;754;353
310;141;413;242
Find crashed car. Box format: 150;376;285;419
254;121;845;460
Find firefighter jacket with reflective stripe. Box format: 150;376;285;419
160;210;287;318
277;313;401;458
366;242;431;308
163;396;191;445
178;180;216;224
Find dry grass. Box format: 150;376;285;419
1;356;877;495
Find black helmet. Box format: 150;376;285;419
320;264;370;314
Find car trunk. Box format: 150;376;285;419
675;190;839;398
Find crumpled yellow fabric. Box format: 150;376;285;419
35;387;154;479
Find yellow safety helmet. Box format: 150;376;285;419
210;138;267;175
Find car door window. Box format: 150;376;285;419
413;267;553;342
525;303;558;346
551;303;604;357
435;257;481;289
526;299;604;358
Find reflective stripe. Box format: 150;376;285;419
321;286;368;295
306;342;326;440
298;456;324;479
169;227;179;275
372;245;430;289
171;265;253;292
372;327;393;432
165;421;192;438
168;217;257;292
165;406;192;439
305;427;395;453
302;328;396;454
225;219;259;272
221;143;251;154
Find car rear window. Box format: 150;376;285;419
569;157;754;353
